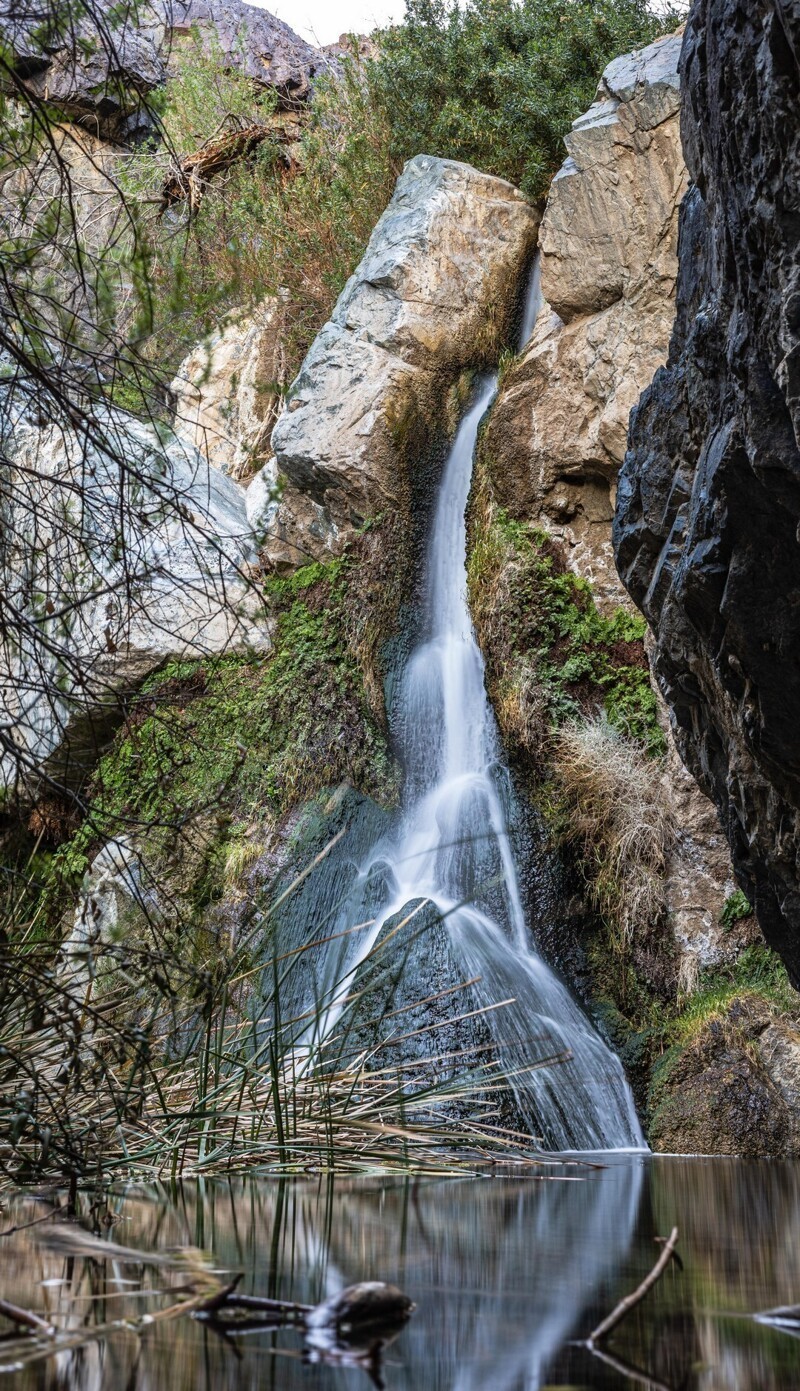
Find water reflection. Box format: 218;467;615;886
1;1158;800;1389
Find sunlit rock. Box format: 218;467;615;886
170;300;284;482
267;154;538;570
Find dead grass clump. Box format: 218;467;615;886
555;713;676;950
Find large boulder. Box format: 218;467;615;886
0;404;266;801
264;155;538;570
614;3;800;986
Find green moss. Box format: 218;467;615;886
468;500;664;755
677;946;795;1037
48;553;399;918
590;936;798;1133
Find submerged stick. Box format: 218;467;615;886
587;1341;674;1391
0;1298;55;1337
587;1227;679;1346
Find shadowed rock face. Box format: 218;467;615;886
1;0;324;139
614;2;800;984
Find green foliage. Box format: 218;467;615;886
48;557;398;913
470;501;663;753
124;42;397;384
371;0;675;200
676;946;796;1037
720;888;752;930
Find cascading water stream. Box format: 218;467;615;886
300;259;645;1152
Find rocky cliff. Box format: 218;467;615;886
476;30;740;975
2;0;325;140
614;2;800;988
467;27;800;1153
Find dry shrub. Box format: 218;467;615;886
555;713;675;950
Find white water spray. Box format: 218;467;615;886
302;259;645;1151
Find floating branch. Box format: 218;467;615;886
586;1226;679;1347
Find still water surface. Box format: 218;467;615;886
1;1156;799;1389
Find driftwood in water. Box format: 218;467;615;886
0;1298;55;1337
14;1223;413;1390
195;1280;414;1334
586;1226;680;1347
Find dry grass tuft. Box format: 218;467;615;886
554;713;676;950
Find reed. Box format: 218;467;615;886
0;840;553;1187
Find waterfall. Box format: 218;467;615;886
298;258;645;1152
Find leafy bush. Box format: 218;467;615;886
371;0;676;200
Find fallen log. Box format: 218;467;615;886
160;113;302;214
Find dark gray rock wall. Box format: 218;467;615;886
613;1;800;983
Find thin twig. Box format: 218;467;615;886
0;1298;55;1336
587;1342;674;1391
587;1227;679;1346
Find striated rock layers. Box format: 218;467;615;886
479;30;737;965
264;155;538;571
614;2;800;986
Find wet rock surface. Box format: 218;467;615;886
614;2;800;986
649;996;799;1157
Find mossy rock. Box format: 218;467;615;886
648;995;790;1156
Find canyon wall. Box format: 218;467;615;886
478;31;740;978
614;1;800;987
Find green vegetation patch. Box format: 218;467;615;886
720;888;752;930
372;0;674;202
48;554;399;916
468;494;663;755
122;40;397;391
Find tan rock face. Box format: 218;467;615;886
171;301;285;482
479;29;737;964
264;155;538;571
484;30;687;611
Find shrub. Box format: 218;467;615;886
720;888;752;930
122;37;397;388
371;0;677;201
554;713;674;949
